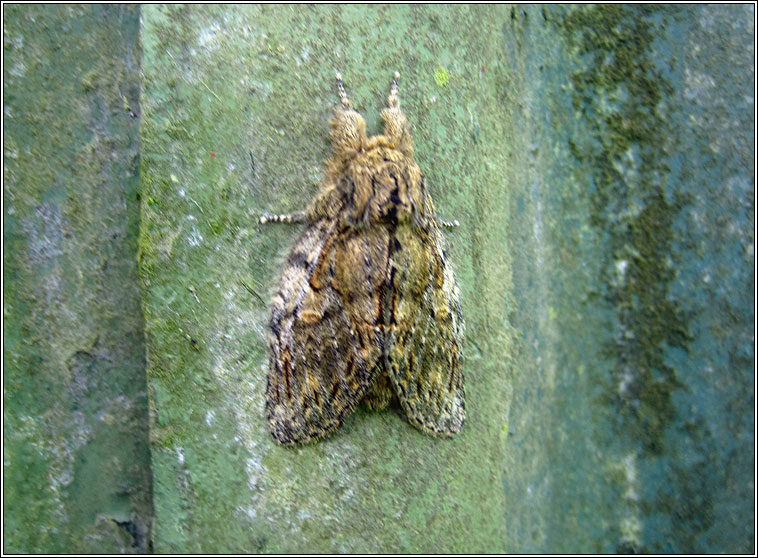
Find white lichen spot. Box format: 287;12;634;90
10;33;24;49
9;60;26;78
623;454;639;498
611;146;641;190
298;46;310;66
618;453;642;548
617;364;635;398
684;67;716;102
239;505;257;520
197;22;222;51
176;447;185;466
205;409;215;426
188;227;204;247
615;259;629;283
246;455;266;491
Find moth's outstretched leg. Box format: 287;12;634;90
381;71;413;156
438;218;460;229
335;72;350;109
259;210;307;224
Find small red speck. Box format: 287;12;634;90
482;64;486;72
211;152;216;157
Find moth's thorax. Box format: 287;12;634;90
338;145;424;225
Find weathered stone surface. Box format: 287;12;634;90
3;4;753;554
504;5;754;553
139;4;515;553
3;5;151;553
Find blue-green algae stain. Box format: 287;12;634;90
559;4;755;554
561;3;687;458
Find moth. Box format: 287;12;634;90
262;72;464;446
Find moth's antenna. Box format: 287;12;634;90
388;71;400;108
335;72;351;109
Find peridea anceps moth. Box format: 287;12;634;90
261;72;464;446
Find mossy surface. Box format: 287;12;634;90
140;5;514;553
561;3;688;458
3;5;152;553
140;5;753;553
3;4;751;555
560;5;754;553
500;4;753;553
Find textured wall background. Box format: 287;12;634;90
502;5;755;552
4;4;754;554
4;5;151;553
139;4;514;553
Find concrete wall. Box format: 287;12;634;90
4;5;151;553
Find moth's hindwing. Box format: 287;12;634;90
384;223;465;437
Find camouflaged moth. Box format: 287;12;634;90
262;72;464;446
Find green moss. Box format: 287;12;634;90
3;5;151;553
81;70;99;92
561;5;688;455
434;66;451;87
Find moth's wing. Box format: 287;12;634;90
385;223;465;437
266;220;383;446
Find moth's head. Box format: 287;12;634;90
329;106;368;158
329;72;414;163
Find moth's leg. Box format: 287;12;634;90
335;72;350;109
437;218;460;229
259;210;307;224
